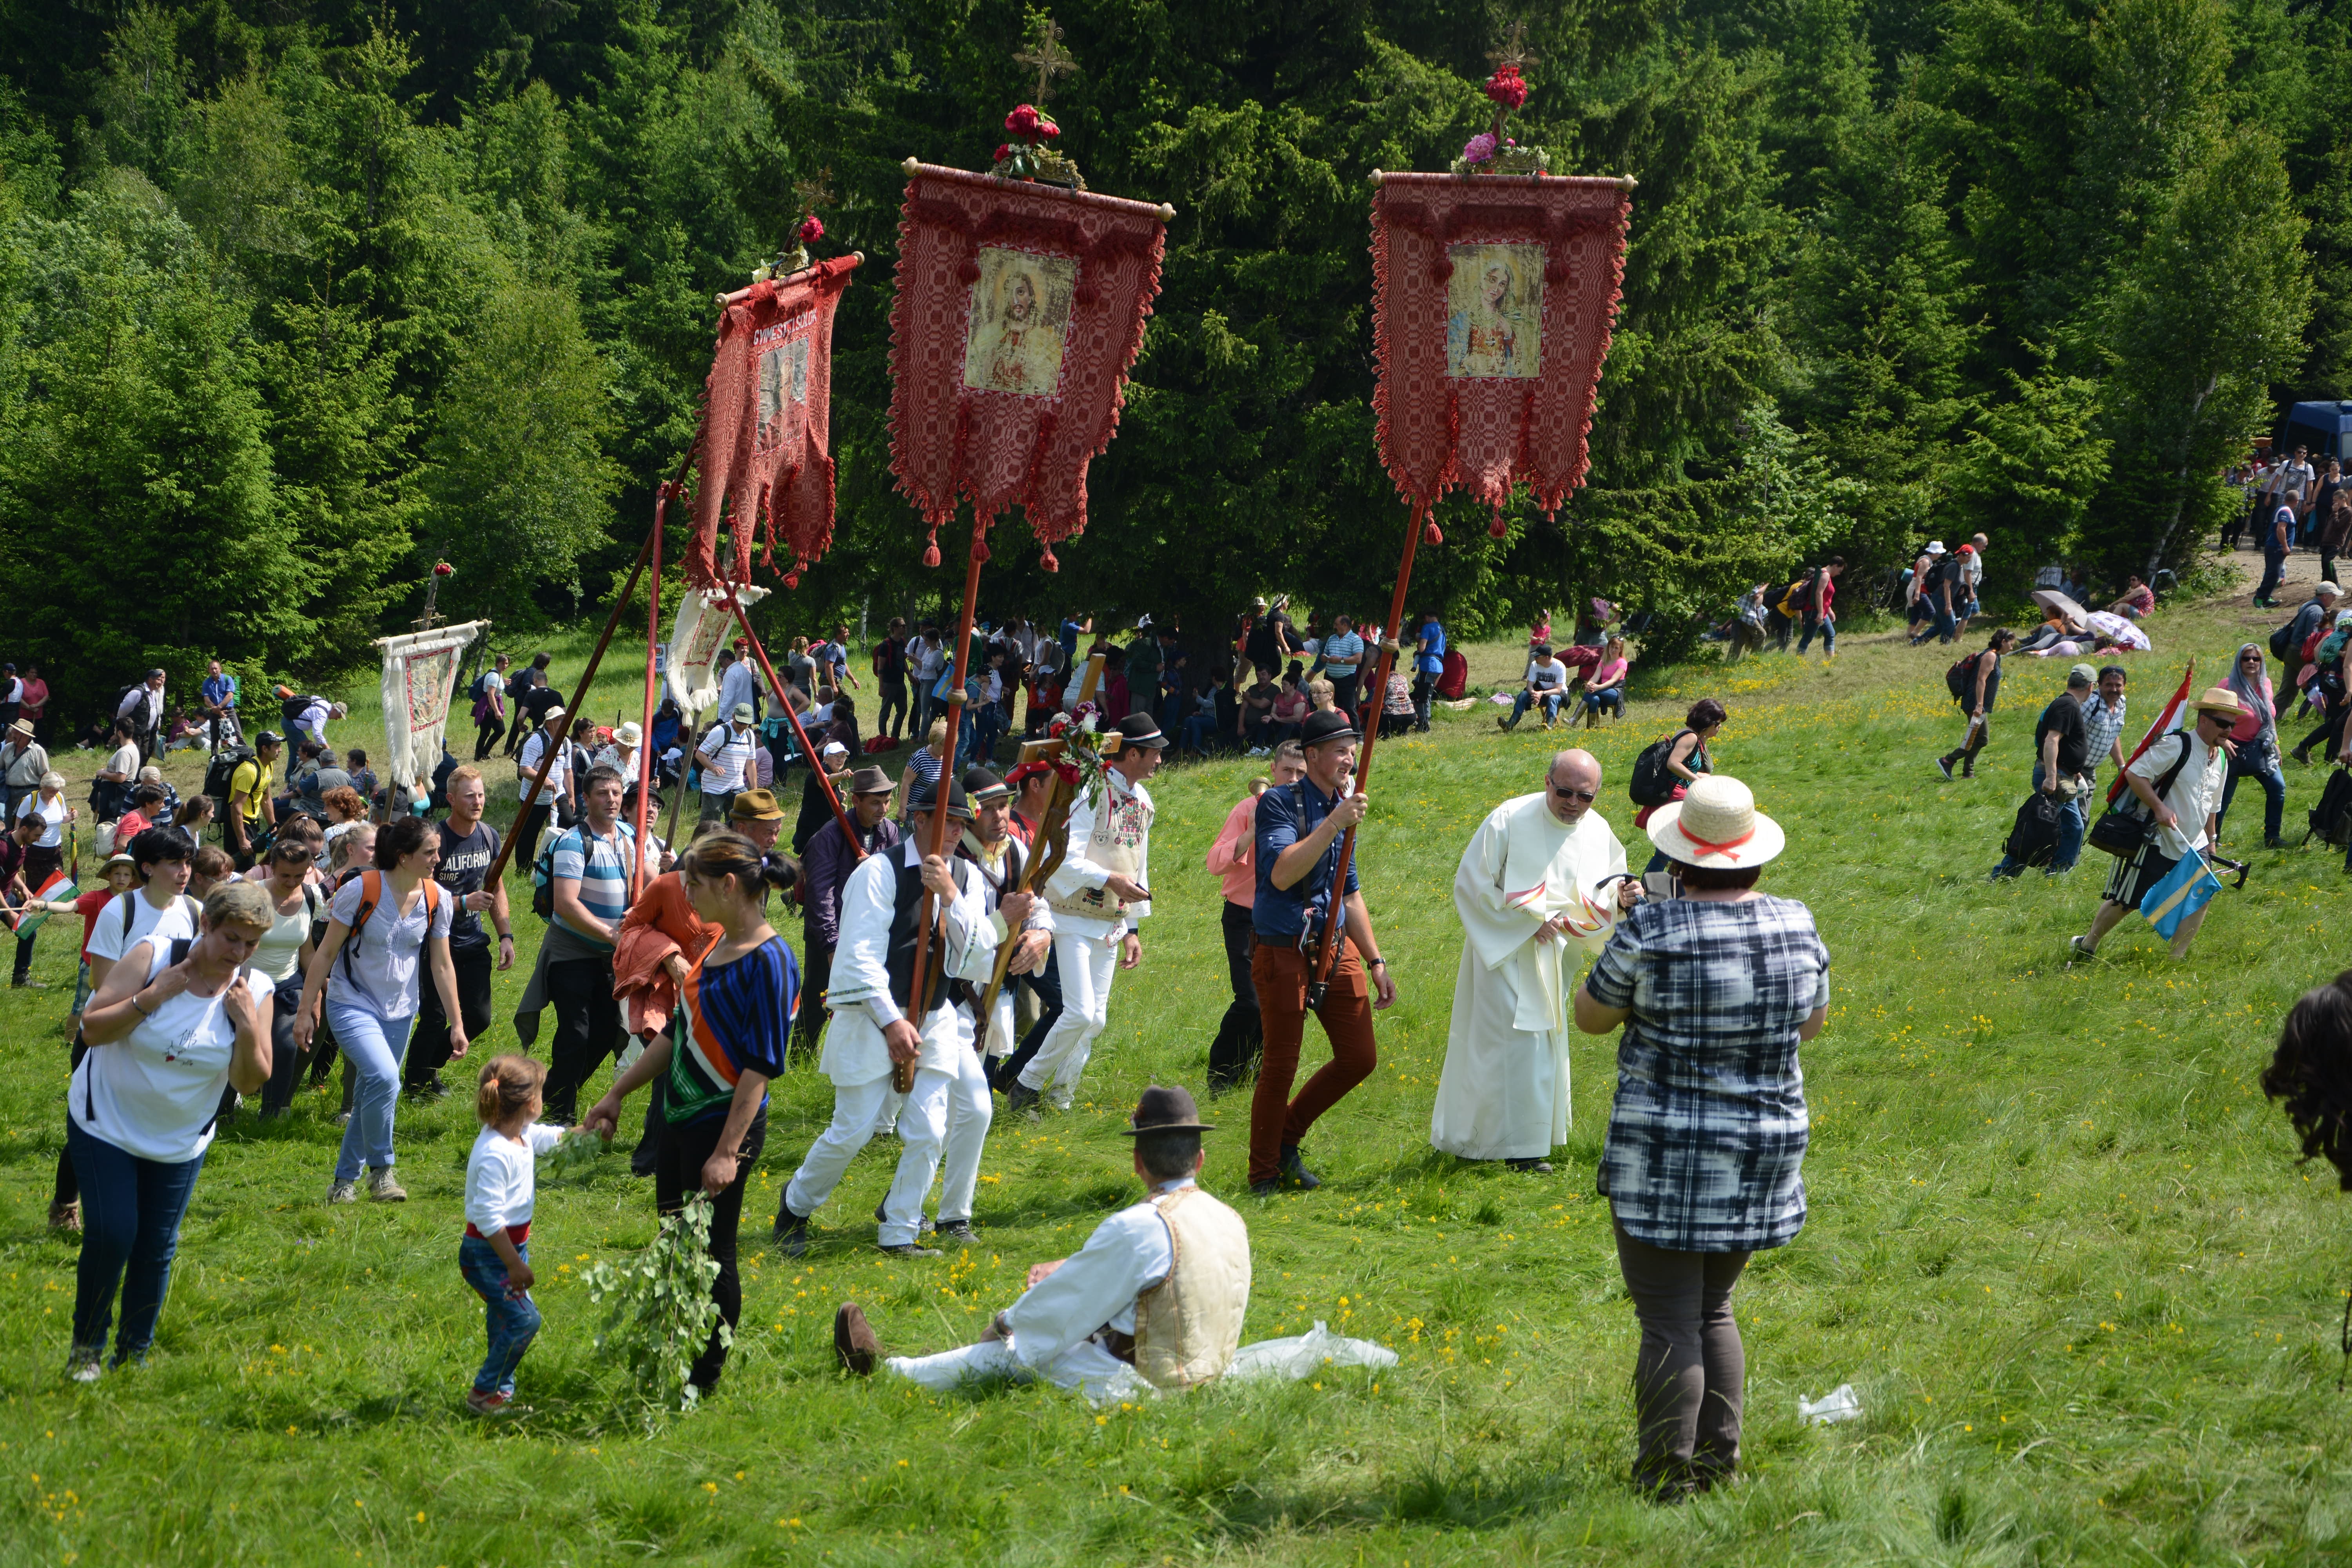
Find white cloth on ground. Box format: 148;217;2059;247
1430;795;1625;1161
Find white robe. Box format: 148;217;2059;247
1429;795;1626;1161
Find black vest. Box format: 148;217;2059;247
881;848;951;1018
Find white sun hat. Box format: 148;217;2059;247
1645;775;1787;869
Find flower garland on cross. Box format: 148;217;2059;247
994;16;1084;188
754;169;835;284
1042;703;1120;810
1454;20;1550;175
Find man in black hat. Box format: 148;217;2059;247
832;1084;1253;1396
958;768;1055;1080
793;765;900;1060
773;775;1006;1258
1247;709;1396;1195
1010;711;1167;1115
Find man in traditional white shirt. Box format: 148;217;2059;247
773;777;1009;1258
1430;750;1641;1172
1009;712;1167;1114
2072;688;2238;963
833;1085;1251;1401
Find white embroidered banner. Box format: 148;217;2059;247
375;621;488;790
665;583;771;715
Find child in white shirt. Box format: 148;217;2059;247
460;1056;582;1413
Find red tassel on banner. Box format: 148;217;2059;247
1489;505;1508;539
1425;520;1444;546
922;524;942;568
1040;548;1059;572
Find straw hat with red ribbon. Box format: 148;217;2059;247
1646;775;1788;869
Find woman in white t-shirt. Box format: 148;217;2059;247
65;881;274;1381
253;838;325;1119
295;815;463;1204
16;768;73;855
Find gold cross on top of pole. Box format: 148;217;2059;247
1014;17;1078;105
1487;18;1537;70
793;168;835;216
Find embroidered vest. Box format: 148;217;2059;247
1132;1187;1251;1391
880;850;950;1018
1047;785;1152;924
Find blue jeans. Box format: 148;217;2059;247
1584;686;1626;719
2217;751;2286;842
328;997;416;1182
1183;714;1218;753
2258;550;2287;604
68;1121;207;1364
458;1234;541;1396
1506;688;1564;726
1991;764;2087;876
1911;608;1956;645
1797;617;1835;655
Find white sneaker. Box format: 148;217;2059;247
327;1180;359;1205
67;1356;101;1384
368;1168;408;1202
335;1112;352;1127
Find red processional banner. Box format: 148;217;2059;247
687;253;860;589
1370;172;1632;529
888;163;1168;567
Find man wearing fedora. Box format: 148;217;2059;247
773;776;1007;1259
793;766;899;1060
833;1085;1251;1397
1009;711;1168;1115
696;701;762;827
0;717;47;829
1432;749;1641;1173
1248;709;1397;1194
2072;686;2238;962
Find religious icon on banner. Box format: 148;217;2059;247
755;324;813;451
963;248;1077;396
1445;243;1543;379
404;646;458;733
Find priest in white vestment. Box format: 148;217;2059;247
1431;749;1638;1171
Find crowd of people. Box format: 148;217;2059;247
33;545;2346;1509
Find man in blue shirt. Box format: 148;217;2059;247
199;661;238;751
1249;709;1396;1195
1412;612;1446;733
1318;615;1367;723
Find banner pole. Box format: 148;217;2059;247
900;535;985;1094
631;488;667;898
720;588;859;852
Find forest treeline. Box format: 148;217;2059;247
0;0;2328;713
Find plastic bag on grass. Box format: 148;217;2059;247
1225;1321;1399;1382
1799;1383;1862;1425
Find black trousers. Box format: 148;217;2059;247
543;953;622;1123
405;944;495;1090
878;677;909;739
1208;899;1262;1089
655;1107;765;1390
1329;673;1361;722
792;935;833;1056
261;975;308;1115
473;717;506;760
989;944;1067;1091
514;804;552;879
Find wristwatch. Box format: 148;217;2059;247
1366;958;1387;969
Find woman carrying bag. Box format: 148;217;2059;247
2216;642;2288;849
66;882;275;1381
1936;628;2018;780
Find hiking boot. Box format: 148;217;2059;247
1496;715;1516;731
934;1219;980;1246
773;1208;811;1258
1004;1081;1041;1116
1278;1144;1322;1191
873;1200;932;1234
1250;1179;1282;1198
367;1168;408;1202
327;1180;359;1205
834;1303;881;1375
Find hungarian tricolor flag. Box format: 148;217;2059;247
2106;661;2195;806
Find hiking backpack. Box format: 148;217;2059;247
204;744;256;800
1945;652;1983;702
337;869;443;984
1629;731;1691;808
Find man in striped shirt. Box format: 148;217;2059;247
1318;615;1367;723
543;764;639;1122
697;702;761;826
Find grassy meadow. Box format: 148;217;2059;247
4;555;2352;1565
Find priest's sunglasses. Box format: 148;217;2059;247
1549;781;1596;803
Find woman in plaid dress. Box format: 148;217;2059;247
1575;775;1829;1501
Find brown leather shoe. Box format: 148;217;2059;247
834;1302;880;1376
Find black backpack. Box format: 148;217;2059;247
2002;793;2066;868
1629;731;1691;808
2270;617;2298;661
204;744;255;799
1945;652;1983;701
280;693;320;729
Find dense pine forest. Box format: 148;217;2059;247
0;0;2328;715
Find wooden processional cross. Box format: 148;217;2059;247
973;651;1109;1024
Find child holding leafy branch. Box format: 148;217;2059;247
461;1055;587;1414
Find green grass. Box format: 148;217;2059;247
6;557;2352;1565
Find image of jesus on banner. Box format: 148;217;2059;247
962;247;1077;396
1445;242;1543;379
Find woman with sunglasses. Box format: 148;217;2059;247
2215;642;2288;849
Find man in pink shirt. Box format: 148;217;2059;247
1202;740;1306;1091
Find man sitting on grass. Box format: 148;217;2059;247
832;1085;1250;1399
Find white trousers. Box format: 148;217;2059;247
879;1046;993;1245
1017;929;1120;1093
884;1334;1151;1404
784;1074;891;1221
